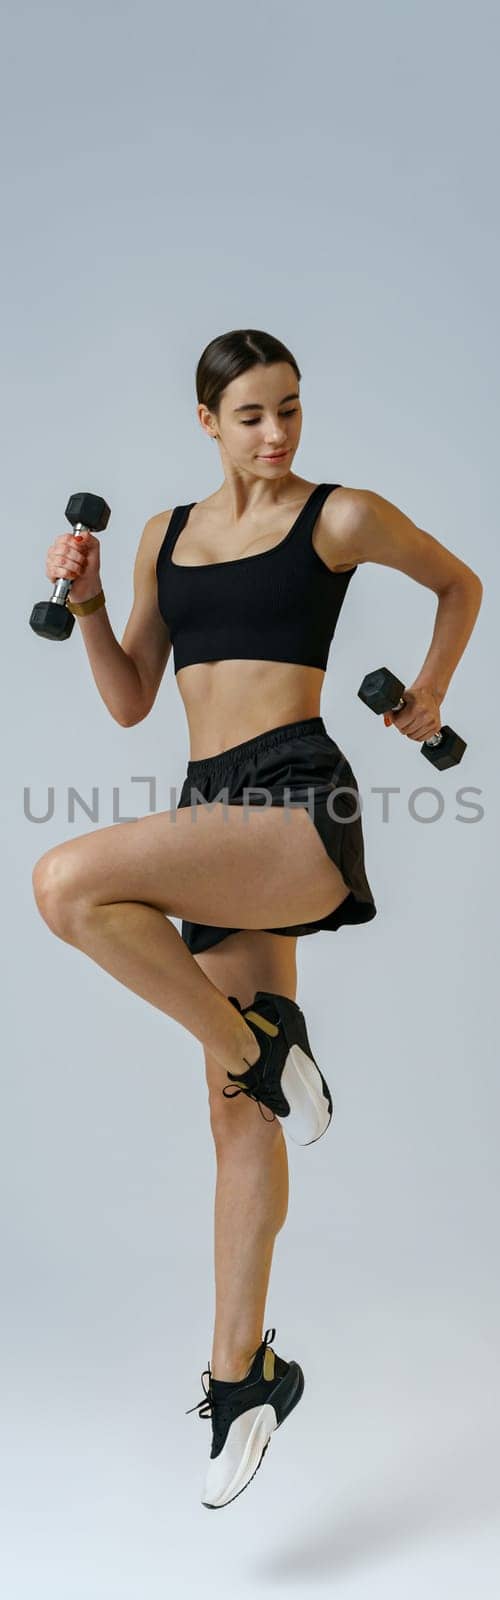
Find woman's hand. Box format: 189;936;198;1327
46;531;102;604
383;684;443;741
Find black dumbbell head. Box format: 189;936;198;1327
358;667;405;714
65;492;111;532
421;728;467;770
29;600;75;640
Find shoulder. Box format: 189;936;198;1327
142;508;176;569
128;511;177;593
319;485;371;570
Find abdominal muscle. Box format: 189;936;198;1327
177;659;325;761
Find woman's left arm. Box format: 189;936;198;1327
343;488;484;740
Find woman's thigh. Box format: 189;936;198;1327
32;800;350;934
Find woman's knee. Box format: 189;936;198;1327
32;847;84;938
204;1048;282;1149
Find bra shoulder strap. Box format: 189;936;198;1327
156;504;194;574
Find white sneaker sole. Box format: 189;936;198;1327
280;1043;333;1144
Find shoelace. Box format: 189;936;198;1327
185;1327;277;1420
222;998;281;1124
222;1075;278;1124
185;1369;213;1420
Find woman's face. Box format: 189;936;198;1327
199;362;303;473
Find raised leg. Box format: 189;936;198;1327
31;885;263;1078
32;800;346;1077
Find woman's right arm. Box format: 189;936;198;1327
47;513;173;725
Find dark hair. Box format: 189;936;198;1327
196;328;301;422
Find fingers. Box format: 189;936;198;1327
46;532;91;580
47;553;86;577
386;721;440;740
384;712;440;740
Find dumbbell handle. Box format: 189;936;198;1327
49;523;88;607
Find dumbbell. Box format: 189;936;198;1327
358;667;467;770
29;491;111;640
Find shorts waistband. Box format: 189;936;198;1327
186;716;329;778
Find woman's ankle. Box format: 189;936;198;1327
210;1344;261;1382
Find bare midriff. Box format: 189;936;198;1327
156;475;354;761
177;658;325;761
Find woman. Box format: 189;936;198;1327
32;327;483;1510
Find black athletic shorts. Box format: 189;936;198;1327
176;715;377;955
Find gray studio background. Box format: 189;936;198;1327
1;0;499;1596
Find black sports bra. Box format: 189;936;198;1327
155;482;357;675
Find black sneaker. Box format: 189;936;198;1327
223;990;333;1145
186;1327;304;1510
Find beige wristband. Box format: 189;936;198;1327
66;588;106;617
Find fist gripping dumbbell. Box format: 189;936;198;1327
29;491;111;640
358;666;467;770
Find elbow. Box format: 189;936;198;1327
466;569;483;592
116;703;150;728
441;569;483;596
467;572;484;608
115;708;140;727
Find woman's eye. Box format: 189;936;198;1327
241;409;298;426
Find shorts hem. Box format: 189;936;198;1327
180;890;377;954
